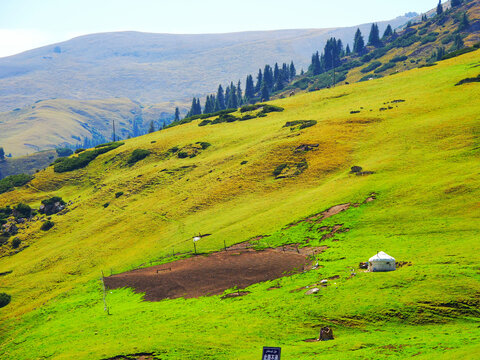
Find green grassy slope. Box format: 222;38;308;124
0;50;479;359
0;98;179;156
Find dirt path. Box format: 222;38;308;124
104;247;319;301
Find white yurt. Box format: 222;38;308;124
368;251;396;272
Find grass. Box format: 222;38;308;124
0;51;479;359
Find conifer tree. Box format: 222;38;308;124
368;23;382;47
458;13;469;31
260;82;270;101
174;107;180;121
310;51;322;75
263;65;274;91
236;80;243;106
282;63;289;82
215;85;225;111
195;98;202;115
382;25;393;39
227;82;238;109
289;61;296;79
148;121;155;133
353;28;366;54
255;69;263;94
345;44;351;56
451;34;464;51
437;0;443;15
273;63;280;84
0;147;4;161
245;75;255;102
187;97;196;117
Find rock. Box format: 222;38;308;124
318;327;334;341
320;279;328;284
16;218;26;224
350;166;363;173
305;288;320;295
39;201;66;216
2;223;18;236
359;262;368;269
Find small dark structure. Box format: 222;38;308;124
318;327;334;341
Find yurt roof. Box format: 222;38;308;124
369;251;395;262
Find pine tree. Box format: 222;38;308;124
353;28;366;54
300;69;304;76
245;75;255;102
437;0;443;15
273;63;280;84
0;147;4;161
255;69;263;94
260;82;270;101
195;98;202;115
451;34;464;51
310;51;322;75
263;65;274;91
227;82;238;109
148;121;155;133
282;63;289;82
368;23;382;47
458;13;470;31
236;80;243;106
345;44;351;56
174;107;180;121
289;61;296;79
215;84;225;111
324;38;342;71
382;24;393;39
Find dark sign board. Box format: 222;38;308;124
262;347;281;360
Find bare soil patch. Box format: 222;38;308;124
104;247;315;301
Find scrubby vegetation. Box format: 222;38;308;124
0;174;33;194
40;221;55;231
55;148;73;157
54;142;124;173
283;120;317;130
127;149;151;165
0;293;11;308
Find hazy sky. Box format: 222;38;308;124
0;0;439;57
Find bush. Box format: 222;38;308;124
390;55;408;63
273;164;288;177
283;120;317;130
360;61;382;73
40;220;55;231
240;104;263;113
177;152;189;159
115;191;124;198
168;146;179;153
359;74;383;82
198;120;211;126
374;62;396;74
75;148;85;154
54;142;124;173
41;196;65;207
0;293;11;308
55;148;73;157
127;149;151;165
14;203;32;218
442;47;476;60
259;105;284;114
240;114;256;121
0;174;34;194
196;142;211;150
11;237;21;249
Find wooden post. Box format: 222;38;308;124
101;270;110;315
193;241;197;255
224;239;227;251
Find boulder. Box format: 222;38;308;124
318;327;334;341
305;288;320;295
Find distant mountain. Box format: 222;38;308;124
0;15;415;113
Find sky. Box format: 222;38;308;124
0;0;439;57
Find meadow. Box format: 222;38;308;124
0;50;479;359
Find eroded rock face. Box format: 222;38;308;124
2;223;18;236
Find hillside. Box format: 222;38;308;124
0;98;179;156
0;16;415;113
0;48;479;359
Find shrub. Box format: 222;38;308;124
273;164;288;177
240;104;263;113
0;174;34;194
390;55;408;63
74;148;85;154
241;161;248;165
283;120;317;130
168;146;179;153
41;196;65;207
442;47;475;60
0;293;11;308
11;237;21;249
198;120;211;126
196;142;211;150
374;62;396;74
54;142;124;173
177;152;189;159
40;220;55;231
360;61;382;73
240;114;256;121
115;191;124;198
350;166;363;173
14;203;32;218
103;203;110;208
55;148;73;157
259;105;284;114
127;149;151;165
